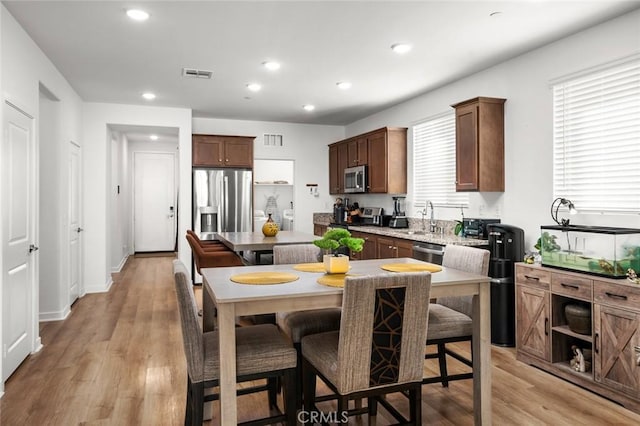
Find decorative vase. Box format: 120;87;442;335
261;213;279;237
323;254;349;274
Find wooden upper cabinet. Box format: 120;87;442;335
367;127;406;193
192;134;254;168
328;144;341;194
328;127;406;195
346;137;368;166
451;97;505;192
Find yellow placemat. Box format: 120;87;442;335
380;263;443;273
317;273;348;288
293;262;325;273
230;272;299;285
317;273;360;288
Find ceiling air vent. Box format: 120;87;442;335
182;68;213;79
263;134;283;147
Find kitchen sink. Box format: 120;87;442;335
403;230;429;235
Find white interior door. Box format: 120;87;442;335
133;152;176;252
68;141;82;303
2;102;35;381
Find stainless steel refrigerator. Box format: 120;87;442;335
192;169;253;240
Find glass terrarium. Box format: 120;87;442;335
539;225;640;278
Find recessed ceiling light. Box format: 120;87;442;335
303;104;315;112
150;135;159;141
263;61;281;71
142;92;156;100
336;82;352;90
391;43;412;54
246;83;262;92
126;9;149;21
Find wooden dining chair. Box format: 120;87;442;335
301;272;432;424
273;244;342;407
185;234;244;273
172;260;297;426
186;230;229;251
423;244;490;387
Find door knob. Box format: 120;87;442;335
77;227;84;233
29;244;39;253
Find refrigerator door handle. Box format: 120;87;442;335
223;175;229;231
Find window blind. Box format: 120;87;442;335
413;111;468;207
553;57;640;213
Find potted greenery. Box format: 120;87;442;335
313;228;364;273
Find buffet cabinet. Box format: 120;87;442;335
328;127;407;194
516;263;640;413
192;134;254;168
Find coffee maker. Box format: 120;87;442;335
389;196;408;228
332;198;346;224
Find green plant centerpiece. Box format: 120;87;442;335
313;228;364;274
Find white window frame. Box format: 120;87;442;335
412;111;469;210
552;54;640;214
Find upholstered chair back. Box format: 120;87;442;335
173;260;204;383
437;245;490;317
335;272;432;394
273;244;321;264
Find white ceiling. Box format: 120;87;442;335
4;1;640;127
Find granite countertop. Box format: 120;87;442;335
312;213;488;247
338;225;488;247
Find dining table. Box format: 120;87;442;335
201;257;492;425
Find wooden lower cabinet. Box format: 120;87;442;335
516;284;550;362
375;237;413;259
313;224;327;237
516;263;640;413
349;231;377;260
594;304;640;397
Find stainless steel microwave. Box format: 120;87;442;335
344;165;367;193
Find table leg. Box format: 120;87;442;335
472;285;492;425
216;303;237;425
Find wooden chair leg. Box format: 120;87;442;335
410;385;421;423
294;342;304;410
302;358;317;414
184;378;193;426
267;377;278;408
191;381;205;426
337;395;349;425
368;396;378;420
283;368;298;426
437;342;449;387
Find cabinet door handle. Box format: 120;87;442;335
524;275;540;281
560;283;580;290
544;318;549;336
605;292;627;300
595;332;599;354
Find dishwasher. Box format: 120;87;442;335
412;241;445;265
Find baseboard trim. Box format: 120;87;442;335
111;255;129;273
39;306;71;322
85;277;113;294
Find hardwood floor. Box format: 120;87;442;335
1;255;639;425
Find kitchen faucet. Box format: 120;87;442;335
428;201;437;233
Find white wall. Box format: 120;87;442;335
1;4;83;388
346;9;640;250
82;104;191;292
192;118;344;233
109;130;129;272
